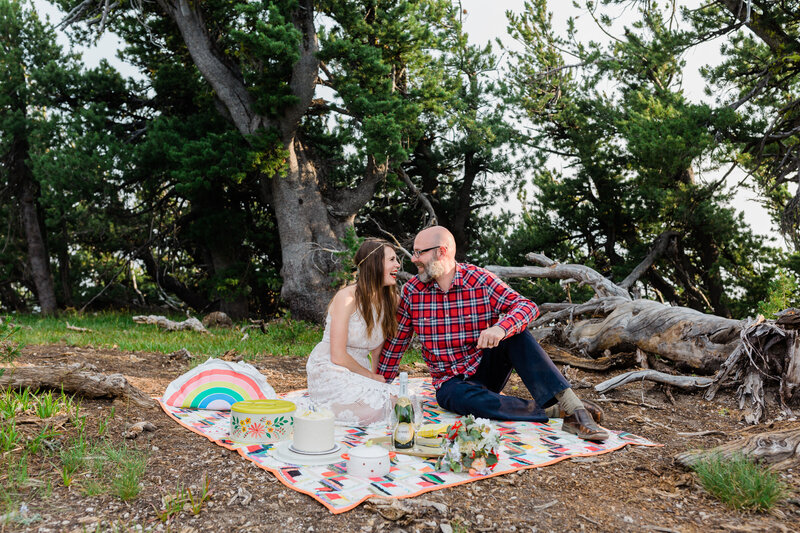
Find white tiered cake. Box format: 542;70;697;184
292;409;335;453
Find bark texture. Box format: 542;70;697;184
0;363;153;407
676;426;800;471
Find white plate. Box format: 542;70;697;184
270;441;344;466
288;443;341;456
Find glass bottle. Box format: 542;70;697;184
392;372;415;449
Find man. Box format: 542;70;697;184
378;226;608;441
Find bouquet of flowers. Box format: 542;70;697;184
436;415;500;476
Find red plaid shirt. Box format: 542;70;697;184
378;263;539;388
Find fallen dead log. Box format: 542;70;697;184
132;315;210;334
595;369;713;393
0;363;154;407
542;343;633;371
488;255;744;372
675;426;800;471
565;299;742;373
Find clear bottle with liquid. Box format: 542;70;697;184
392;372;415;449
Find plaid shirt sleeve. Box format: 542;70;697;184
377;285;414;381
482;268;539;336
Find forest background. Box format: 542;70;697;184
2;0;799;324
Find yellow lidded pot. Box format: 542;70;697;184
230;399;295;444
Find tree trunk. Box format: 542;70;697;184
269;138;345;322
58;220;73;307
10;138;57;315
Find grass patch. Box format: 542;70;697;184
691;453;787;511
6;310;425;365
7;311;322;359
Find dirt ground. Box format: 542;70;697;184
4;343;800;533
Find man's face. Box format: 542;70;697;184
412;241;445;282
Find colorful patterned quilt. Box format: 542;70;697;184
159;379;658;514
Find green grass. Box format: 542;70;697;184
691;453;787;511
7;311;323;359
5;310;425;364
103;444;148;500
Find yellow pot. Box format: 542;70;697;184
230;399;295;444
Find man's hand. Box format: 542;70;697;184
477;325;506;350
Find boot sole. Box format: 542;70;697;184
562;423;610;442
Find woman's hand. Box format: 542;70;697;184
369;372;386;383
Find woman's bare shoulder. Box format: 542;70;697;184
331;284;357;313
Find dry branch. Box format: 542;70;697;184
595;370;713;394
487;254;630;299
0;363;153;407
66;322;93;333
618;231;679;289
132;315;210;334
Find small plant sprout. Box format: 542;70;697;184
13;388;34;414
186;476;212;515
35;390;59;419
154;485;188;523
0;420;21;452
97;406;116;438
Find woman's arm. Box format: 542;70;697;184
329;287;386;382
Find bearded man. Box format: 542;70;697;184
378;226;608;441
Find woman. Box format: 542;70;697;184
306;239;401;425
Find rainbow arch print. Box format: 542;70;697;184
163;364;275;410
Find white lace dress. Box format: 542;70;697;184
306;310;394;426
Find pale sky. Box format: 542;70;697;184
34;0;778;245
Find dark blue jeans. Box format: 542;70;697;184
435;330;570;422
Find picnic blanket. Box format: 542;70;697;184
159;378;659;514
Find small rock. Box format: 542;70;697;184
122;421;157;439
440;524;453;533
167;348;193;361
202;311;233;328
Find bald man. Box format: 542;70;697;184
378;226;608;441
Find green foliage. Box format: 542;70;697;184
329;227;365;288
500;0;780;318
0;321;23;370
691;453;786;511
757;269;800;318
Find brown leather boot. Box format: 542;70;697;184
558;399;604;424
562;408;609;441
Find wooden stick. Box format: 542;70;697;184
595;370;713;394
65;322;93;333
594;397;665;410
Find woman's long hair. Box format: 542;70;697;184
354;239;398;340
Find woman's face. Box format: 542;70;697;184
382;246;401;286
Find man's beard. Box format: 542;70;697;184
418;258;446;282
